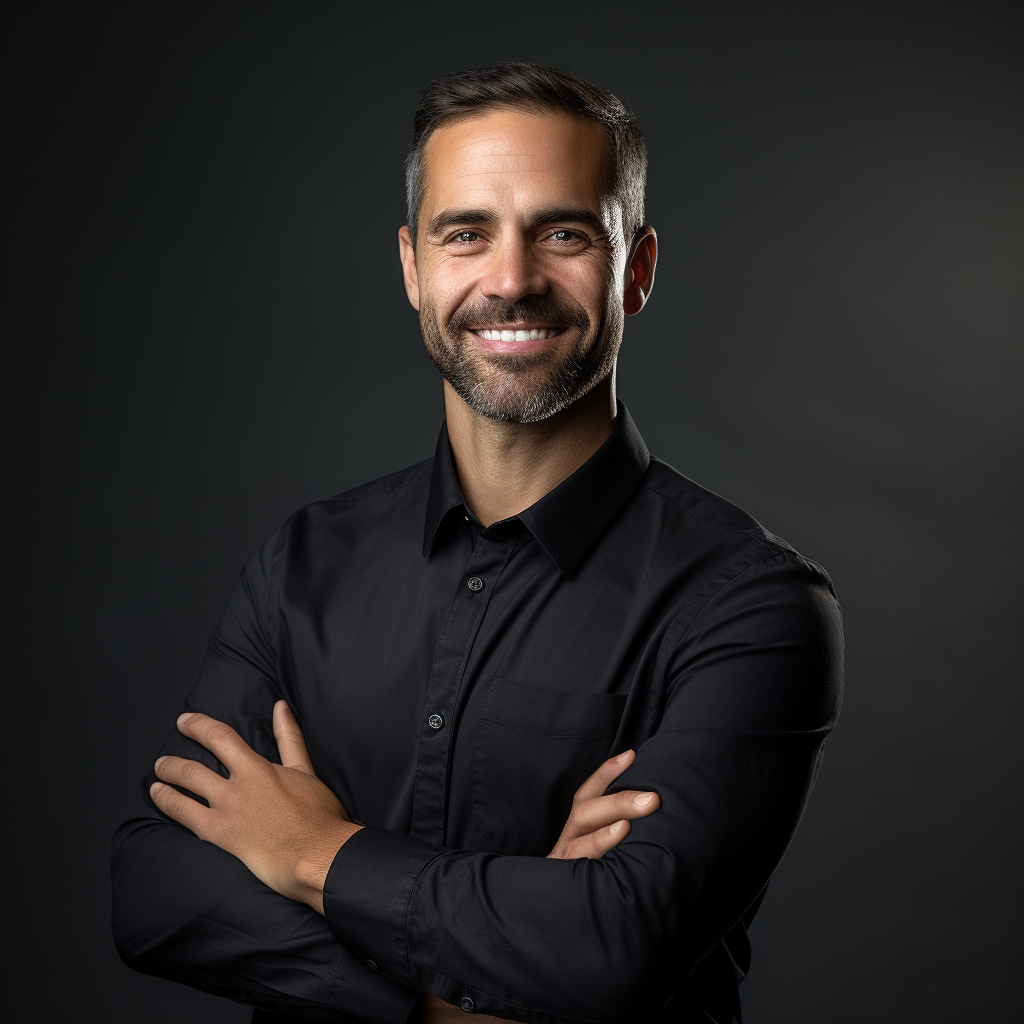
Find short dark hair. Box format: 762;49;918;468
406;62;647;247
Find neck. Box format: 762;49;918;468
443;372;617;527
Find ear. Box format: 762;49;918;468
398;225;420;311
623;227;657;316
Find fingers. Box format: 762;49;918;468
273;700;315;775
573;749;636;803
569;749;659;837
586;819;631;859
548;749;660;861
153;754;225;801
571;788;661;836
548;819;632;860
149;779;210;835
176;712;256;774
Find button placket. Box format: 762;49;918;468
409;528;518;845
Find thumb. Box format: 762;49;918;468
273;700;315;775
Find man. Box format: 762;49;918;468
112;62;843;1024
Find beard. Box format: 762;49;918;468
419;294;622;424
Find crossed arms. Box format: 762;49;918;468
149;702;656;913
146;702;656;1023
113;707;657;1023
111;546;842;1024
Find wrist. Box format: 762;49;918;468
294;820;363;914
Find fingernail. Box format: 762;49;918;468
609;820;624;834
177;712;195;726
155;756;167;770
616;750;633;764
634;792;654;807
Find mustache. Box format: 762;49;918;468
446;296;591;334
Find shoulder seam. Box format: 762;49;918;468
643;478;785;555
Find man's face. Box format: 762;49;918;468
401;107;630;423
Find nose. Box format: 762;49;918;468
477;234;549;304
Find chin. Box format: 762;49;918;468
457;364;611;425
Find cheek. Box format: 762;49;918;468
420;257;478;313
556;253;620;311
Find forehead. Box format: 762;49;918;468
420;108;610;218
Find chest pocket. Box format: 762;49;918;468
472;678;628;856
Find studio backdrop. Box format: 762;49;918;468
10;2;1021;1021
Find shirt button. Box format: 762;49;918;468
467;576;484;592
366;959;379;972
460;996;475;1013
428;713;444;730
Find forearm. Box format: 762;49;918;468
325;831;676;1023
111;793;419;1024
321;722;828;1024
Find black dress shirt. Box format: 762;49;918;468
111;405;843;1024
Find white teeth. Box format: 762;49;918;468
477;328;557;341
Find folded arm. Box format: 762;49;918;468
110;540;423;1023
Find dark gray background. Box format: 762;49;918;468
9;2;1021;1021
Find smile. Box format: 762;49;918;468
471;327;562;342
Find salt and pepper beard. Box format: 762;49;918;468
419;295;623;424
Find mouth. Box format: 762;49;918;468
467;323;566;352
471;325;563;342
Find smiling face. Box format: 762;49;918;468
399;107;631;423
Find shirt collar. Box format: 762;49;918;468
422;401;650;576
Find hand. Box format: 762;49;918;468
546;749;660;860
150;701;360;914
412;754;659;1023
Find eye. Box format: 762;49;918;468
451;230;480;244
546;229;587;247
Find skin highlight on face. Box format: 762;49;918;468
402;108;630;424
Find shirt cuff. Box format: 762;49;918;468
323;825;445;987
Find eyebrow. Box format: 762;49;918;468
426;206;608;238
427;209;495;236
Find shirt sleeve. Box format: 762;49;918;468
109;532;421;1024
321;551;844;1024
